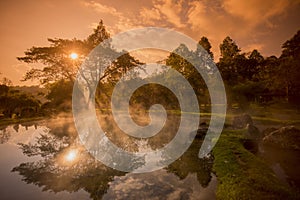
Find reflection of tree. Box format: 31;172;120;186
20;121;39;131
0;123;39;144
11;117;214;198
17;133;69;157
166;138;213;187
0;127;10;144
12;160;124;200
13;124;19;132
12;132;126;200
17;20;143;110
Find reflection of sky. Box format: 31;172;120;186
104;169;217;200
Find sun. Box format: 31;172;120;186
65;149;77;162
70;52;78;60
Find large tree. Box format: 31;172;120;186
165;42;214;108
217;36;241;85
279;30;300;102
17;20;142;108
241;49;264;82
197;36;214;60
17;20;139;85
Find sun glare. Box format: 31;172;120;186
65;149;77;162
70;52;78;60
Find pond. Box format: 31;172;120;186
0;117;217;200
258;143;300;190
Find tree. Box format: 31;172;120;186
220;36;240;59
0;90;40;118
86;20;110;49
17;20;142;108
18;38;87;84
46;79;73;106
166;44;194;77
165;43;209;106
18;20;140;85
282;30;300;58
217;38;269;109
260;30;300;103
17;21;111;84
197;36;214;60
217;36;241;85
0;84;9;96
0;73;13;86
245;49;264;81
279;30;300;102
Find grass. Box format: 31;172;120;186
212;129;299;200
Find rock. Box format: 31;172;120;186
245;124;262;141
263;126;300;150
241;138;258;154
242;124;261;154
232;114;253;129
262;127;277;137
196;127;208;139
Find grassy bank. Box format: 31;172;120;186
212;129;299;200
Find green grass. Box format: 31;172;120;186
212;130;299;200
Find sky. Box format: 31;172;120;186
0;0;299;86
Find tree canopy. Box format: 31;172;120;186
17;20;140;85
15;20;300;111
17;20;142;110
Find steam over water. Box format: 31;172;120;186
0;116;217;199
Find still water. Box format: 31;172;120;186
0;117;216;200
258;144;300;190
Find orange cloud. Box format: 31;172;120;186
223;0;293;27
83;1;140;34
140;7;162;24
153;0;185;28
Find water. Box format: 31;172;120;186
258;143;300;190
0;118;216;200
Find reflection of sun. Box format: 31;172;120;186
65;149;77;162
70;52;78;60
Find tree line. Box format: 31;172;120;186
167;32;299;109
1;20;299;118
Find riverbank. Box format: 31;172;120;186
0;116;48;127
212;129;299;199
0;111;76;128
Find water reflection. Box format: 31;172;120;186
1;118;216;199
166;138;214;187
0;121;40;144
0;128;10;144
259;144;300;190
65;149;78;162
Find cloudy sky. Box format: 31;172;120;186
0;0;299;85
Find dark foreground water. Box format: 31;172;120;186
258;144;300;191
0;118;216;200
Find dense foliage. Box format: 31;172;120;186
12;20;300;114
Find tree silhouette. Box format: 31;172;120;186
17;20;142;109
